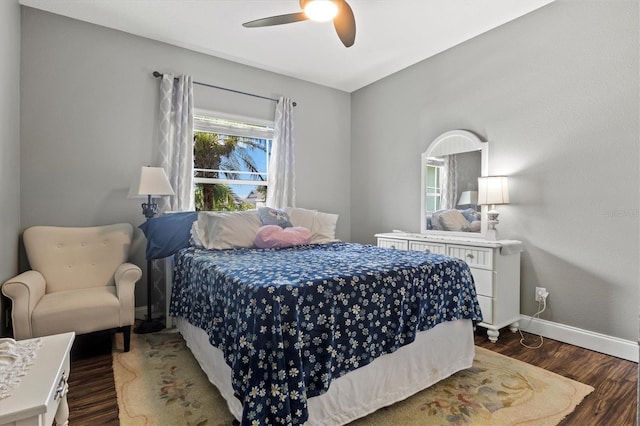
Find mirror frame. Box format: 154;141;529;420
420;130;488;238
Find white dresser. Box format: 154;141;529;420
376;232;523;343
0;332;75;426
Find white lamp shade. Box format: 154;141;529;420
457;191;478;207
477;176;510;206
128;166;174;198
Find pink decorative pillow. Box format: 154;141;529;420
254;225;312;249
468;220;482;232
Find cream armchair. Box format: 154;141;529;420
1;223;142;352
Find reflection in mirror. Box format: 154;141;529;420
421;130;488;237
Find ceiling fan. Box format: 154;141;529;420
242;0;356;48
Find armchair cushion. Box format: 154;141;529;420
31;287;121;337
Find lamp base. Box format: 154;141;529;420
486;227;499;241
486;207;501;240
134;318;164;334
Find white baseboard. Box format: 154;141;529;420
135;306;147;321
520;315;638;363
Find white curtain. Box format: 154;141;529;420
266;97;296;209
441;154;458;210
156;74;194;212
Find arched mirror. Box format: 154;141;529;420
420;130;488;238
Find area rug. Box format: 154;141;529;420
113;330;593;426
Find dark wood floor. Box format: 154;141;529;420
474;329;638;426
67;332;119;425
67;328;638;425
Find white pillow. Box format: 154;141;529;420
196;210;261;250
438;209;469;232
311;211;339;244
284;207;316;230
190;221;204;248
284;207;339;244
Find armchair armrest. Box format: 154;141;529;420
1;271;46;340
114;262;142;326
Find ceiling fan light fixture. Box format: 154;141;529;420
243;0;354;48
304;0;339;22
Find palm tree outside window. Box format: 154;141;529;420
193;111;273;211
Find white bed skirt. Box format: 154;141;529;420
175;317;475;425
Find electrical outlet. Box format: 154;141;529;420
535;287;548;302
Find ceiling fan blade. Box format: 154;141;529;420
243;12;308;28
333;0;356;47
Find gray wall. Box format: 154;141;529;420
0;0;22;335
455;151;481;196
351;1;639;341
20;8;351;306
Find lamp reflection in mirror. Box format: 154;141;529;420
128;166;174;219
477;176;510;234
457;190;478;208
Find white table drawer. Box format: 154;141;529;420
45;356;70;426
408;241;446;254
377;238;408;250
470;268;494;297
477;295;493;324
448;245;493;270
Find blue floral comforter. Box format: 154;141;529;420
170;242;482;425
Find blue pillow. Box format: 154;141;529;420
460;208;480;223
138;211;198;259
258;207;292;228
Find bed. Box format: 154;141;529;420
143;208;483;425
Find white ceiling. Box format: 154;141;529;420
20;0;554;93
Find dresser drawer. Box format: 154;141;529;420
408;241;446;254
470;268;494;297
377;238;408;250
477;295;493;324
447;245;493;270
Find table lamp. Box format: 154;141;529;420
477;176;510;237
128;166;174;333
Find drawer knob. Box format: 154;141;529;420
55;372;69;400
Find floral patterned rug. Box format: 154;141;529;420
113;330;593;426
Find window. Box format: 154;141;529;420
425;159;443;213
193;110;273;211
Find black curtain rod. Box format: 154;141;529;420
152;71;297;106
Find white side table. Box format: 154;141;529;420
0;332;75;426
